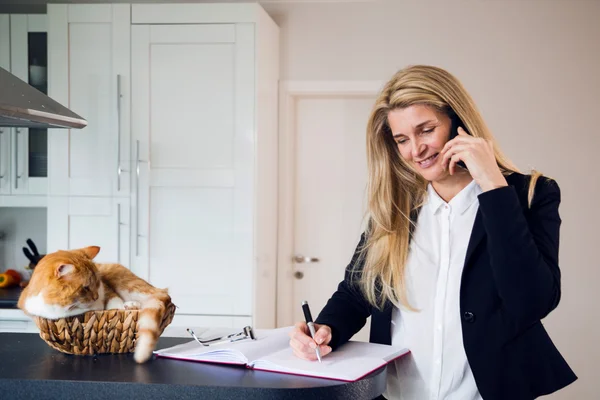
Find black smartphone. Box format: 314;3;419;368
448;109;468;170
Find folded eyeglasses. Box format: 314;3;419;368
187;325;256;346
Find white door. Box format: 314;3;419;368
286;95;376;341
47;4;130;198
47;196;131;265
131;24;255;319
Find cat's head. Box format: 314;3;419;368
22;246;103;309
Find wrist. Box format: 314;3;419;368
480;174;508;192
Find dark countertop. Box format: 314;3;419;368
0;333;387;400
0;286;22;308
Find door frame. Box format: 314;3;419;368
276;80;383;327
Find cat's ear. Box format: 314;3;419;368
75;246;101;260
56;264;75;278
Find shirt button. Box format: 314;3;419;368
463;311;476;323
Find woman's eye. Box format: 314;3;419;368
422;128;434;134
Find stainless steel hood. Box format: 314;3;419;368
0;67;87;129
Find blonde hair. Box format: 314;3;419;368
360;65;542;310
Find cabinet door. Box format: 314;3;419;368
10;15;48;196
131;24;255;317
0;15;48;196
47;4;130;198
0;14;9;71
47;196;131;266
0;17;8;195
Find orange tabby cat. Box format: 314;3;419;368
18;246;171;363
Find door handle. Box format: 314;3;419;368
135;140;140;256
135;140;149;257
116;75;127;191
15;128;21;189
292;255;320;264
0;129;4;186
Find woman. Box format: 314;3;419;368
288;65;577;400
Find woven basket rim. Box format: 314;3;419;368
33;302;177;355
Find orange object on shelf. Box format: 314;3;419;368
0;273;18;288
4;269;22;284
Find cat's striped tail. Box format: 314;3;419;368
134;292;170;363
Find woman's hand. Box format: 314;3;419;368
440;127;508;192
289;321;333;361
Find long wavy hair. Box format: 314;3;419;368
359;65;542;311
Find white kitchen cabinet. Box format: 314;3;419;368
47;196;131;266
131;4;279;328
47;4;131;198
0;309;39;333
0;14;48;206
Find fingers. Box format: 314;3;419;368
290;322;316;348
289;322;333;361
441;144;468;170
448;152;465;175
290;339;332;361
313;324;332;346
457;126;469;136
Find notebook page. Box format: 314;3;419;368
251;341;409;381
155;326;293;364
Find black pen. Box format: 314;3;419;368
301;300;322;363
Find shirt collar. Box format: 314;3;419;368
425;179;482;215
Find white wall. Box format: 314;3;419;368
262;0;600;398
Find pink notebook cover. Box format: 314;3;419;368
156;346;411;382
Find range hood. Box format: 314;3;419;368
0;67;87;129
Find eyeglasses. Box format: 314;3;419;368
187;325;256;347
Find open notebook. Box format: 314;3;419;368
154;326;409;382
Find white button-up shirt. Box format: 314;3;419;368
385;179;483;400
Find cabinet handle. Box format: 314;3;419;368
117;203;121;263
15;128;21;189
135;140;141;257
135;140;149;257
116;75;126;192
0;129;4;186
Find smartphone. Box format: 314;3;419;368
448;109;468;170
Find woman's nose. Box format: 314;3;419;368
411;140;426;159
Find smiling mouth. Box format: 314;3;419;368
416;153;439;168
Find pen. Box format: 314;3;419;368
301;300;322;363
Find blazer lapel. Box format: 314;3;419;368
464;209;486;270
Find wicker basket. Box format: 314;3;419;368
33;302;176;355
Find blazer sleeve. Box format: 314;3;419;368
477;176;562;327
315;233;372;350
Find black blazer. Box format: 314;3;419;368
315;172;577;400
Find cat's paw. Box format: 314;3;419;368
123;301;141;310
